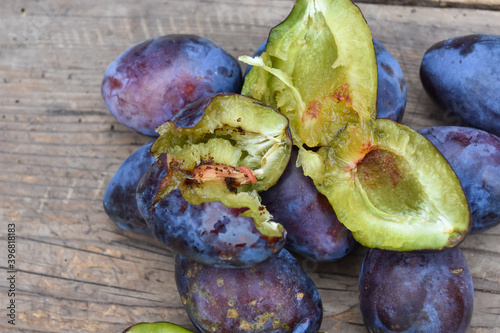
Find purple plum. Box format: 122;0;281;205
175;249;323;332
102;34;243;136
359;247;474;333
419;126;500;233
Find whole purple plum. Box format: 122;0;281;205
419;126;500;233
260;146;357;262
359;247;474;333
175;249;323;332
103;141;155;236
102;34;243;136
420;34;500;136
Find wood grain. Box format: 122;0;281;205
359;0;500;11
0;1;499;332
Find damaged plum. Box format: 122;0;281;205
175;249;323;332
136;93;292;267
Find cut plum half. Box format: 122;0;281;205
299;119;471;251
123;322;193;333
151;93;292;238
240;0;377;148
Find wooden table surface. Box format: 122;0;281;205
1;0;499;332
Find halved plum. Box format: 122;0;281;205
240;0;377;148
299;119;471;251
245;38;406;122
151;93;292;204
136;93;292;267
123;322;193;333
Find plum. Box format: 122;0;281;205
175;249;323;332
419;126;500;233
240;0;377;148
260;146;356;262
136;93;292;267
373;39;407;122
245;39;407;122
103;141;155;236
102;34;243;136
359;247;474;333
299;119;471;251
240;0;469;251
420;34;500;136
137;159;285;268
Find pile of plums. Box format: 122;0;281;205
102;0;499;332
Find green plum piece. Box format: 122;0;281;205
299;119;471;251
123;322;193;333
240;0;377;148
151;93;292;237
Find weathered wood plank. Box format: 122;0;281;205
0;1;499;332
359;0;500;11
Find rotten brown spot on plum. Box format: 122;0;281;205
302;100;321;122
234;126;246;135
447;130;473;147
331;83;352;106
180;202;188;214
358;150;402;188
228;207;250;217
187;163;256;192
344;140;376;173
183;81;196;96
106;77;123;90
225;177;238;193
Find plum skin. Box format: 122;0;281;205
136;157;286;268
420;34;500;136
103;141;155;236
359;247;474;333
260;146;357;262
419;126;500;233
102;34;243;136
175;249;323;333
373;39;407;122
